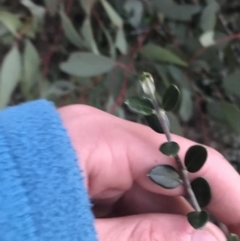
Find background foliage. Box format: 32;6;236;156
0;0;240;168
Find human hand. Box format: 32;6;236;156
58;104;240;241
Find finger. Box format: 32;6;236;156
126;123;240;234
112;183;193;216
95;214;225;241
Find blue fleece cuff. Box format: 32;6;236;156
0;100;97;241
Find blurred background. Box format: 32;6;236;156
0;0;240;170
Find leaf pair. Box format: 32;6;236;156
125;83;181;114
159;143;208;173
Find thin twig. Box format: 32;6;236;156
151;96;201;212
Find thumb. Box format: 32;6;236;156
95;214;225;241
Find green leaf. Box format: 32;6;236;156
59;8;86;49
223;70;240;98
148;165;181;189
21;0;46;22
0;46;21;109
100;0;123;28
79;0;96;15
81;17;99;55
22;39;40;93
41;80;74;98
228;234;240;241
184;145;207;173
115;28;127;55
124;0;143;28
162;85;181;111
207;100;240;133
0;11;22;36
145;114;164;133
60;52;115;77
143;98;164;133
152;0;201;22
191;177;211;208
167;65;191;90
200;0;219;32
167;112;183;136
179;88;193;122
187;211;209;229
44;0;61;15
160;142;180;157
125;97;154;116
155;64;170;87
141;44;188;67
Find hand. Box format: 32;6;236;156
58;104;240;241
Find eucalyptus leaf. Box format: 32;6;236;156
141;44;188;67
124;0;143;28
187;211;209;229
191;177;211;208
79;0;96;15
152;0;201;22
167;65;191;90
167;112;183;136
0;46;21;109
21;0;46;23
22;39;40;93
59;9;86;49
184;145;207;173
148;165;181;189
223;70;240;98
100;0;123;28
162;85;181;111
60;52;115;77
115;28;127;54
207;100;240;133
125;97;154;115
200;0;219;32
81;17;99;55
160;142;180;157
0;11;22;36
228;234;240;241
179;88;193;122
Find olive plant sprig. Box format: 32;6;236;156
124;72;239;240
139;73;202;213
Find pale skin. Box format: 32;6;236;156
58;104;240;241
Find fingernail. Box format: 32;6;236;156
192;231;217;241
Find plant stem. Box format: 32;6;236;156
152;98;201;212
176;156;201;212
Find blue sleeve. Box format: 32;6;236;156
0;100;97;241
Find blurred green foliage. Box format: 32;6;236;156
0;0;240;139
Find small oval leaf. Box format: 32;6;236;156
228;234;240;241
143;98;164;133
148;165;181;189
145;114;164;133
184;145;207;173
191;177;211;208
162;85;181;111
187;210;209;229
160;142;180;157
125;97;154;116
